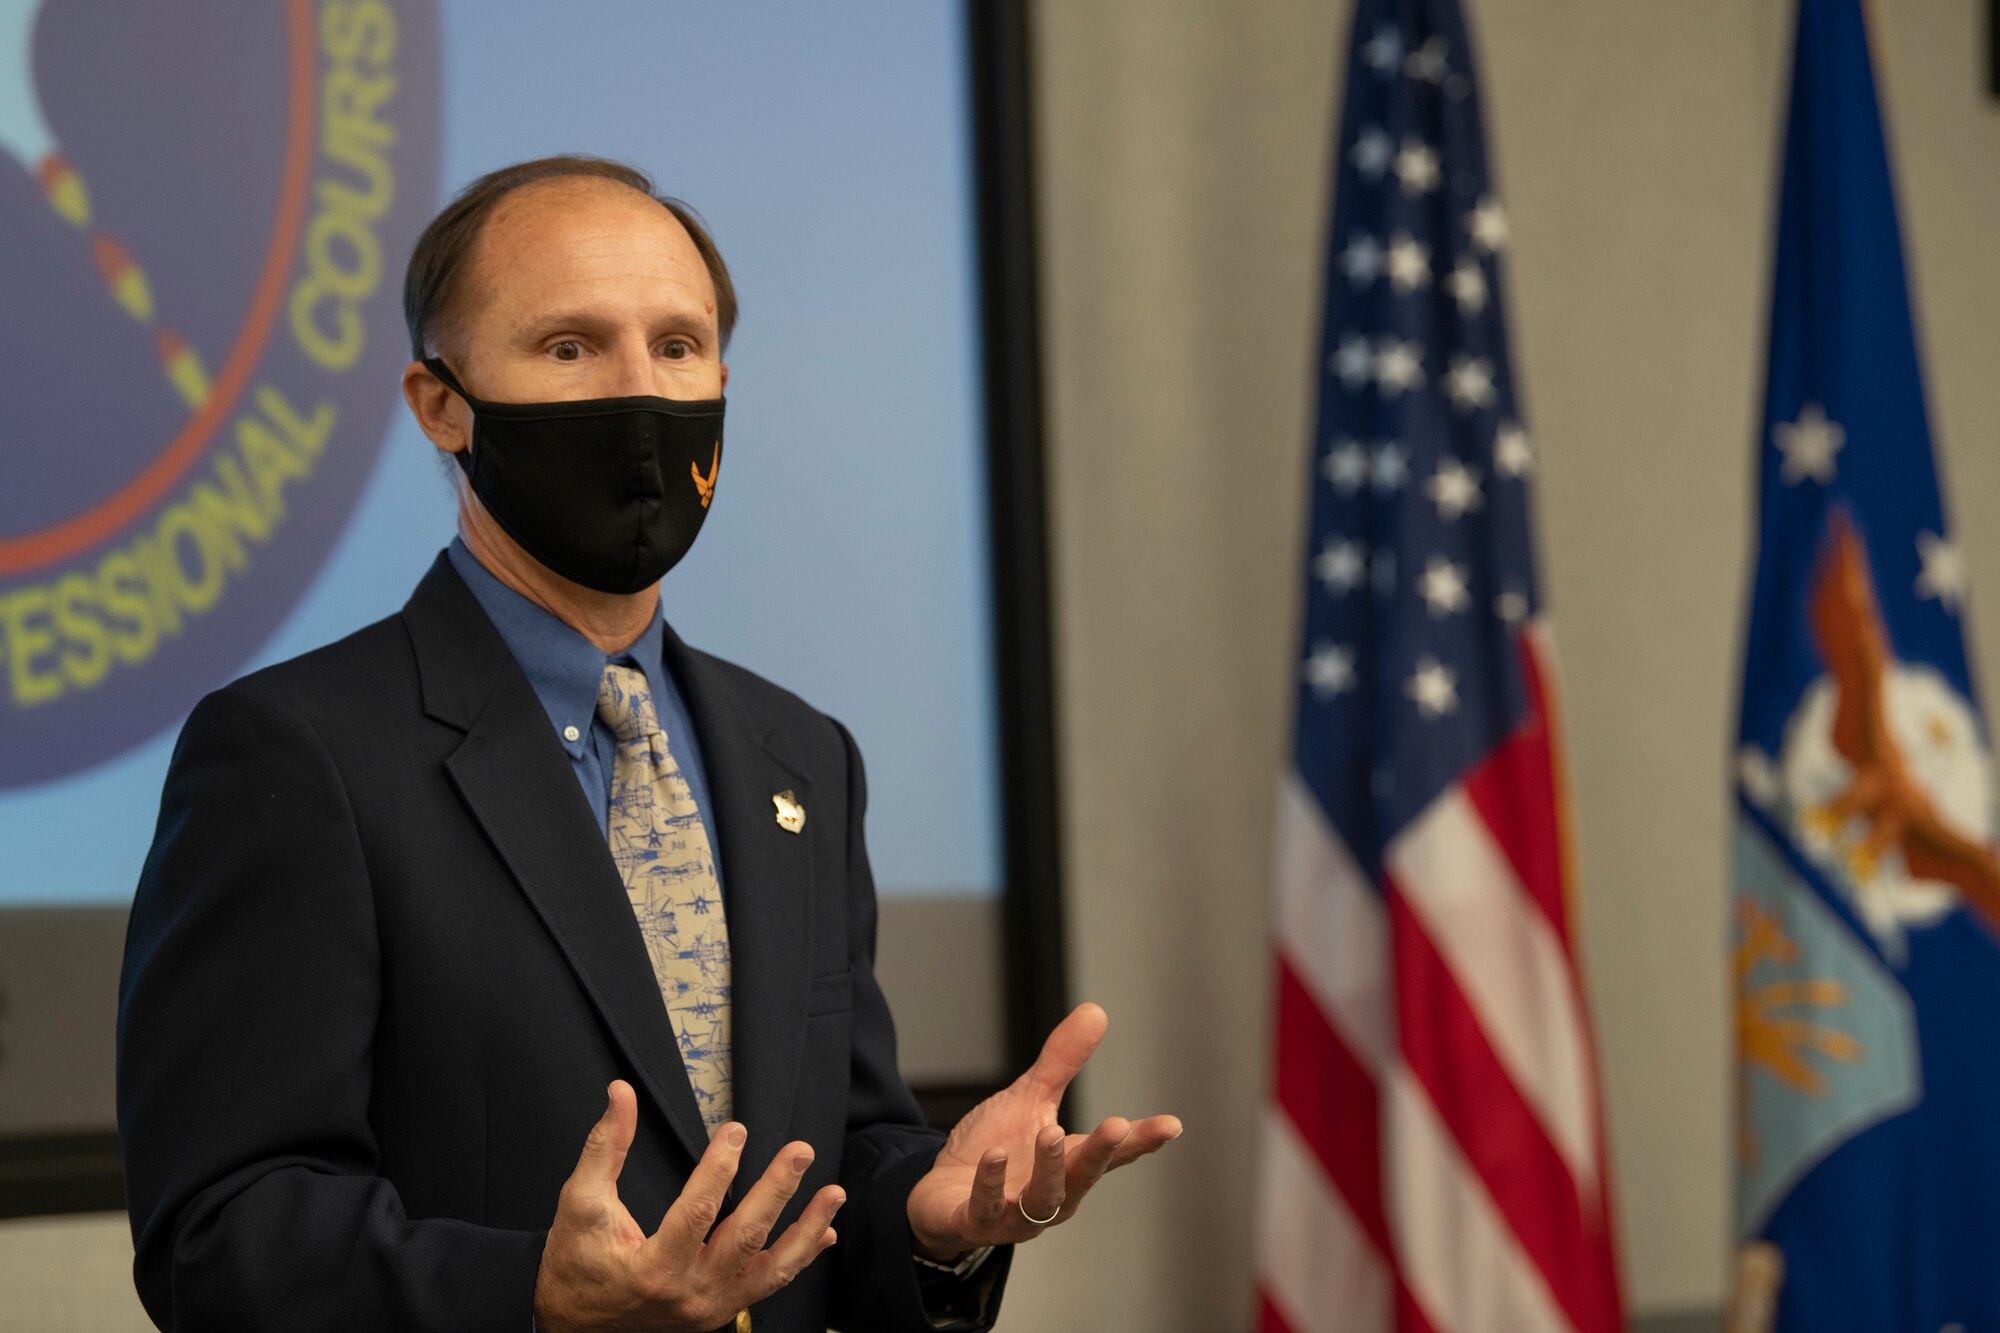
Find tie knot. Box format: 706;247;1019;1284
595;663;662;742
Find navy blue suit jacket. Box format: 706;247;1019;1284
117;555;1008;1331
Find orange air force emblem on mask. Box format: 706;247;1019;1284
693;442;720;509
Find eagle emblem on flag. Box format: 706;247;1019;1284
1743;511;1999;954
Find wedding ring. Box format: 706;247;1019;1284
1018;1197;1061;1226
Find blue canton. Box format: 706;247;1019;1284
1296;0;1538;876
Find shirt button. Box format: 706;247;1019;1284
563;725;581;743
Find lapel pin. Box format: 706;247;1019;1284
772;790;805;834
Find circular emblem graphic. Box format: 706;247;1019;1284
1779;664;1996;946
0;0;440;787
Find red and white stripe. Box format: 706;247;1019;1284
1257;629;1623;1333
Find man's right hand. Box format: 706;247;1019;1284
533;1081;845;1332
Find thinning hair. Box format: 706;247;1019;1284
401;154;738;362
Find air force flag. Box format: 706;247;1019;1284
1732;1;2000;1327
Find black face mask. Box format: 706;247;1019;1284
424;358;725;596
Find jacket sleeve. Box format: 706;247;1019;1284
823;719;1012;1333
117;684;545;1332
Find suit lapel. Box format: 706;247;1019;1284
662;627;817;1150
403;557;712;1163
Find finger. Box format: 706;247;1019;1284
733;1183;845;1307
1120;1104;1176;1160
1045;1117;1129;1221
1016;1123;1068;1227
1024;1002;1108;1099
564;1081;638;1207
967;1147;1011;1238
707;1140;816;1272
1048;1114;1181;1226
1106;1114;1183;1170
650;1122;748;1264
1067;1117;1131;1190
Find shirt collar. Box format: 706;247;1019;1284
446;537;666;745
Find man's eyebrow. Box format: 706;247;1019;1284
513;309;715;341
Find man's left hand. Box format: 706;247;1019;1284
905;1003;1182;1261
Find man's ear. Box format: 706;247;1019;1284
719;362;729;395
401;360;470;455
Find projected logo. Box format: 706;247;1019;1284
0;0;439;787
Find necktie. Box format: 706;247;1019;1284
596;663;732;1131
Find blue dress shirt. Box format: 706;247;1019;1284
446;539;722;884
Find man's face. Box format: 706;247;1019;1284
447;178;727;404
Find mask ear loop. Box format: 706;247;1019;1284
421;357;480;477
421;356;479;404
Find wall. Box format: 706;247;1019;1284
1005;0;2000;1326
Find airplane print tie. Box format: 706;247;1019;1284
596;663;732;1131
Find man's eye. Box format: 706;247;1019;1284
660;339;691;360
551;340;583;362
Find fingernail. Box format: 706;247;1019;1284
727;1125;747;1148
829;1189;847;1210
989;1153;1008;1170
792;1150;814;1171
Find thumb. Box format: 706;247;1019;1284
568;1080;638;1200
1026;1002;1108;1097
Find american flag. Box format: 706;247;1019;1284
1254;3;1624;1331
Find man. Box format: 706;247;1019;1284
117;156;1179;1332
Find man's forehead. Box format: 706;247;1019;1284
483;180;691;262
465;177;713;317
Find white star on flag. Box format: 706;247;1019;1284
1417;556;1471;616
1314;539;1367;594
1362;25;1403;73
1302;641;1358;698
1375;337;1424;395
1424;458;1485;520
1406;655;1459;717
1387;234;1431;292
1495;423;1534;476
1339;234;1384;286
1322;438;1371;492
1444;355;1496;411
1466;197;1509;253
1915;531;1966;610
1773;402;1844;484
1495;589;1530;623
1445;257;1488;314
1372;442;1409;493
1331;333;1375;388
1351;127;1393;179
1394;139;1441;196
1404;36;1449;84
